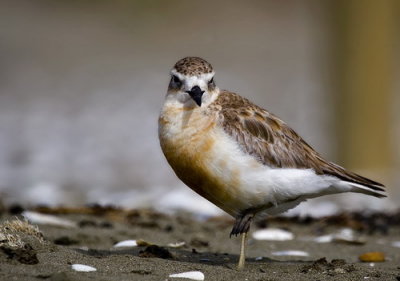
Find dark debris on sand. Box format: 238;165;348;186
300;258;355;275
0;205;399;281
256;210;400;235
139;245;174;259
0;243;39;265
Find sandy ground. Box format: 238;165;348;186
0;206;399;281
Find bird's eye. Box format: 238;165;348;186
172;75;182;87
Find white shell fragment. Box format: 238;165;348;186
167;241;186;248
313;235;334;243
313;228;365;244
332;228;366;244
334;228;355;241
71;264;97;272
169;271;205;281
113;240;138;248
22;211;76;228
113;239;152;247
252;228;294;241
391;241;400;248
271;250;309;257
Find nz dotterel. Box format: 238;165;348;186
158;57;386;269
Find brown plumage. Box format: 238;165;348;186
160;56;386;270
174;57;214;76
210;90;385;194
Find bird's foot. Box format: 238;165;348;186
230;212;254;237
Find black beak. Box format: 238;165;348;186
186;86;204;106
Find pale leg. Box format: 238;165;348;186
237;232;247;270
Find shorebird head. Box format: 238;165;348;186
167;57;219;108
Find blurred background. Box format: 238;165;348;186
0;0;398;216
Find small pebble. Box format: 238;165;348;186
359;252;385;262
53;236;78;246
71;264;97;272
169;271;205;281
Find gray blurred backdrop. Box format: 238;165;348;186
0;0;398;215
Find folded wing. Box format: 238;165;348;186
213;90;385;196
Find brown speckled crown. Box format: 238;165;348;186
173;57;213;76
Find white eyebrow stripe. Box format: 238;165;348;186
170;70;215;91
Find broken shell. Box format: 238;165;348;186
22;211;76;228
271;250;309;257
167;241;186;248
169;271;205;280
71;264;97;272
391;241;400;248
252;228;294;241
333;228;366;245
113;240;138;248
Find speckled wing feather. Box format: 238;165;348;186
212;91;385;192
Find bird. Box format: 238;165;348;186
158;57;386;270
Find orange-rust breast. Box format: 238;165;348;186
159;106;238;215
